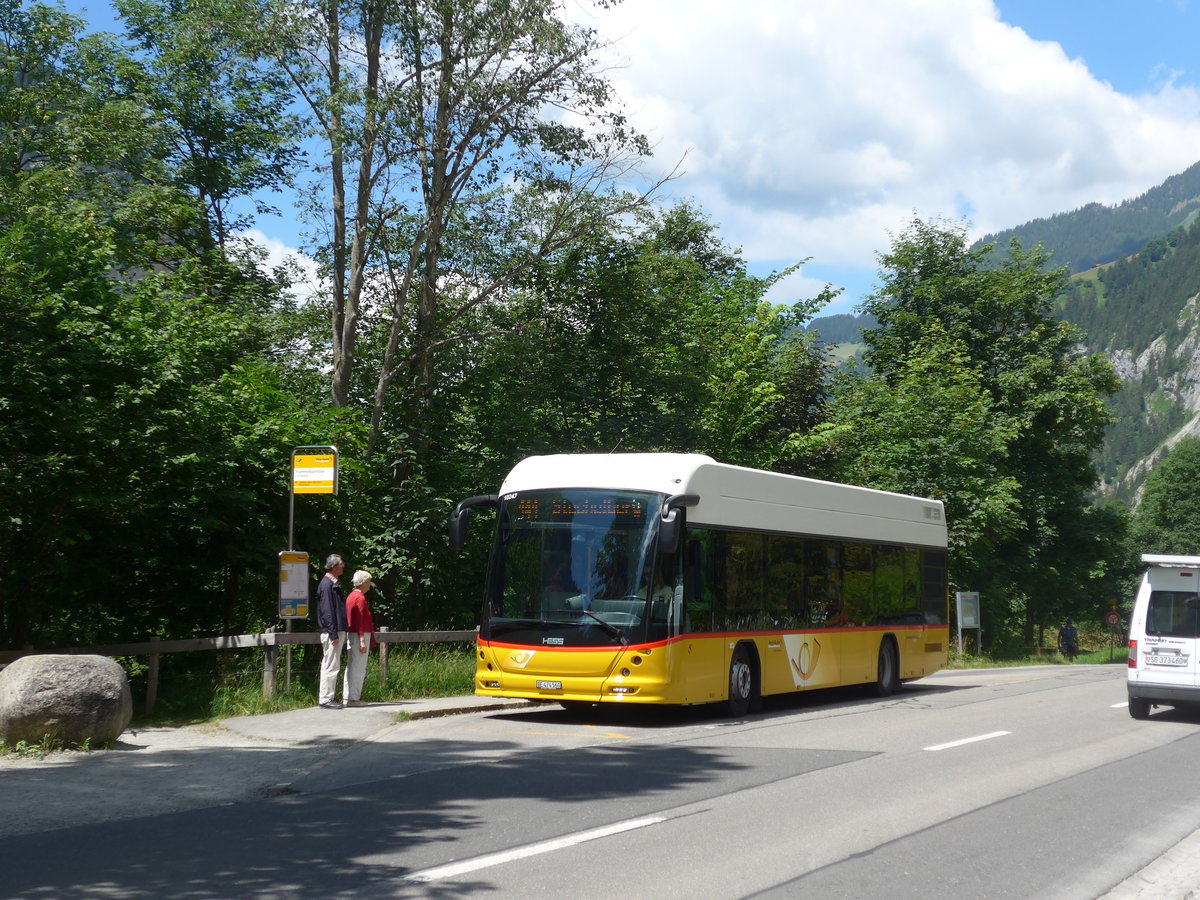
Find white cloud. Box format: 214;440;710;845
572;0;1200;310
238;229;325;304
761;267;847;307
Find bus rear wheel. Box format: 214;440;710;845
725;646;755;717
875;639;900;697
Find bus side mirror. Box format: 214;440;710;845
449;495;498;552
659;493;700;554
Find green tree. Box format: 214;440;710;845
451;204;829;468
399;204;830;624
0;3;323;648
258;0;657;432
115;0;303;247
229;0;668;623
856;217;1121;647
1132;438;1200;556
804;323;1022;588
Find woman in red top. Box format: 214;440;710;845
343;570;377;707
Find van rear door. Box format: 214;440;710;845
1139;566;1200;689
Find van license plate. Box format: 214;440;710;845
536;680;563;690
1146;655;1187;666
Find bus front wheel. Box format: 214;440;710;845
875;638;900;697
725;646;755;717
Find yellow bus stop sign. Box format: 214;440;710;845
292;449;338;495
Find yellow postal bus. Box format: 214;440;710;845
450;453;948;715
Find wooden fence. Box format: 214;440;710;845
0;628;477;715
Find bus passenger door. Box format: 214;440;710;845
671;534;725;703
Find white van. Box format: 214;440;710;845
1127;554;1200;718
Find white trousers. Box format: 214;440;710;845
319;632;346;704
344;635;371;701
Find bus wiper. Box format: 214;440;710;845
580;610;627;645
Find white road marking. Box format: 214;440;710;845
924;730;1011;752
405;816;667;882
1111;701;1129;708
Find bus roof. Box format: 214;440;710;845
500;453;946;548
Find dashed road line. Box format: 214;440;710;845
406;815;667;882
924;730;1011;752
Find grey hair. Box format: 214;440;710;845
352;570;372;588
324;554;344;571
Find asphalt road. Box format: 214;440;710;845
3;665;1198;899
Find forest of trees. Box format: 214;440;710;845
0;0;1158;662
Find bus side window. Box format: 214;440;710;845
767;535;805;631
723;531;765;630
921;551;948;625
805;541;841;627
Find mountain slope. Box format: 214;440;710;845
1058;220;1200;499
976;159;1200;274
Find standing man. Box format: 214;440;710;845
1057;618;1079;662
316;553;348;709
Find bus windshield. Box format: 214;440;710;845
483;489;662;646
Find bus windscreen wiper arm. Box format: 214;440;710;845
580;610;627;645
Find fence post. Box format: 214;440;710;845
146;635;161;716
263;626;278;700
378;626;390;687
284;618;293;693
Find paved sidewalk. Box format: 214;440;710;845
219;694;534;743
1098;827;1200;899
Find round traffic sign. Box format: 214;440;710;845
1105;611;1120;627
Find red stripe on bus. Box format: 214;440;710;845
478;623;942;653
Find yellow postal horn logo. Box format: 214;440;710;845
789;638;822;683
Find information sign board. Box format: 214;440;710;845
956;591;980;628
279;551;310;618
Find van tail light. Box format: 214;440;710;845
1128;639;1138;668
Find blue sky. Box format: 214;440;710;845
59;0;1200;317
996;0;1195;94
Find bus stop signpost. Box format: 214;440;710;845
281;446;338;689
956;591;981;656
289;446;339;547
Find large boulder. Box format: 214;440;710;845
0;654;132;745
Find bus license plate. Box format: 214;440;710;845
1146;655;1188;666
536;680;563;690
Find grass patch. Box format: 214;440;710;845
0;734;103;759
827;342;865;363
368;643;476;700
131;643;477;727
947;646;1127;669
